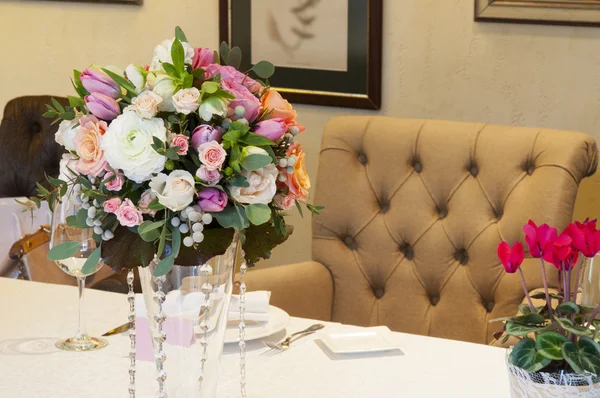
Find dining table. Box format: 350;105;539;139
0;278;512;397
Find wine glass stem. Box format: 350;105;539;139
76;277;88;339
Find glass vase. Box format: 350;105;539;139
580;255;600;306
138;238;238;398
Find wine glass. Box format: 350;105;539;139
50;197;108;351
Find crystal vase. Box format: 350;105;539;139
507;352;600;397
138;239;238;398
579;255;600;306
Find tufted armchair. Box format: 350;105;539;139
245;116;599;345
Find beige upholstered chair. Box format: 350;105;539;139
246;116;599;345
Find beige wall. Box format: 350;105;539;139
2;0;600;267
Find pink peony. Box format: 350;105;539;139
221;79;261;123
138;189;157;216
197;188;227;212
192;48;214;70
196;165;222;185
197;140;227;170
103;169;124;191
73;115;108;177
170;134;189;156
191;125;222;149
103;197;122;214
115;198;143;227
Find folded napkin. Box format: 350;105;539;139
228;291;271;322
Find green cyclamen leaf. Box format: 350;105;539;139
244;204;272;226
175;26;188;42
48;241;81;261
81;246;102;275
562;337;600;375
153;254;175;277
252;61;275;79
242;154;272;171
509;338;537;370
557;302;580;315
536;332;569;360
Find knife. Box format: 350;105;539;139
102;322;131;336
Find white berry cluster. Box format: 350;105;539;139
277;153;298;182
171;205;214;247
73;182;115;241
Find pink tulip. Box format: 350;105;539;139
191;125;222;149
192;48;214;70
253;118;287;141
80;68;121;99
85;92;120;121
197;188;227;212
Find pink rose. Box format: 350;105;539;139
197;188;227;212
170;134;189;155
138;189;157;217
196;165;222;185
274;193;295;210
191;125;222;149
253;118;287;141
221;79;261;123
115;198;143;227
204;64;261;94
197;141;227;171
73;115;108;177
192;48;214;70
103;197;122;214
103;169;124;191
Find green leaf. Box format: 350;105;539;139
67;95;85;108
175;26;188;42
240;132;276;146
192;68;206;80
66;214;88;229
252;61;275;79
220;41;230;63
229;121;250;134
171;37;185;74
557;302;580;315
509;338;537;370
213;50;220;64
164;148;180;160
153;254;175;277
183;73;193;89
227;46;242;69
138;220;165;242
42;110;57;118
529;353;551;373
101;68;136;94
202;81;220;94
536;332;569;360
162;62;180;78
562;337;600;375
245;204;272;226
554;317;594;337
530;291;563;300
152;136;165;152
505;321;545;337
213;205;249;230
81;246;102;275
512;313;546;325
51;97;65;114
223;129;243;143
295;200;304;218
101;226;155;271
171;225;181;259
229;174;250;188
157;221;167;258
242;154;272;171
263;144;278;163
48;241;81;261
243;222;293;265
175;227;235;265
148;199;165;211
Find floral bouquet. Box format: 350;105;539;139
495;219;600;378
32;27;320;276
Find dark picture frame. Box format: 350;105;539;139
220;0;382;110
475;0;600;27
35;0;142;5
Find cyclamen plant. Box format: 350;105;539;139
31;27;321;276
495;219;600;376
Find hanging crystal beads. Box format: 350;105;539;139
127;269;136;398
154;276;168;398
198;263;213;392
239;255;248;398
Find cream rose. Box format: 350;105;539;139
55;118;79;151
149;170;196;211
101;112;167;183
197;140;227;171
172;88;200;115
229;164;278;205
127;90;162;119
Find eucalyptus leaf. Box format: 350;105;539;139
171;225;181;258
509;338;537;370
536;331;569;360
244;204;271;226
295;200;304;218
202;81;220;94
220;42;230;63
227;46;242;69
51;97;65;114
81;246;102;275
252;61;275;79
223;129;243;143
242;154;272;171
213;205;249;230
229;174;250;188
240;133;276;147
138;220;165;242
153;254;175;277
48;241;81;261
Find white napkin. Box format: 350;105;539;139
228;291;271;322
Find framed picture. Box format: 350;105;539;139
475;0;600;27
38;0;142;4
220;0;382;110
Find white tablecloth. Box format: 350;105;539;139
0;278;511;397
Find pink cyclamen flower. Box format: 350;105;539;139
103;169;124;192
565;219;600;258
544;232;577;271
73;115;108;177
115;198;143;227
523;220;557;258
197;188;227;212
191;125;222;148
103;197;122;214
197;141;227;171
85;92;120;121
253;118;287;142
80;68;121;99
192;48;214;70
196;165;222;185
497;241;525;274
170;134;189;156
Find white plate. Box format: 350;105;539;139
224;306;289;344
319;326;402;354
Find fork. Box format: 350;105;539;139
262;324;325;355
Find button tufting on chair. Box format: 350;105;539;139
343;236;355;250
400;244;414;261
527;166;535;175
455;249;469;265
374;288;385;299
413;161;422;173
438;207;448;219
486;301;495;313
379;200;390;213
430;296;440;306
470;165;479;177
358;153;367;165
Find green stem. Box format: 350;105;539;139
540;258;552;316
519;268;536;313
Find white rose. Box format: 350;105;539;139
55;118;79;151
229;164;278;205
153;74;177;112
101;112;167;183
150;38;195;71
149;170;196;211
198;96;228;122
126;90;162;119
172;88;200;115
125;64;147;93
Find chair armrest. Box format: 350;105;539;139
238;261;334;322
